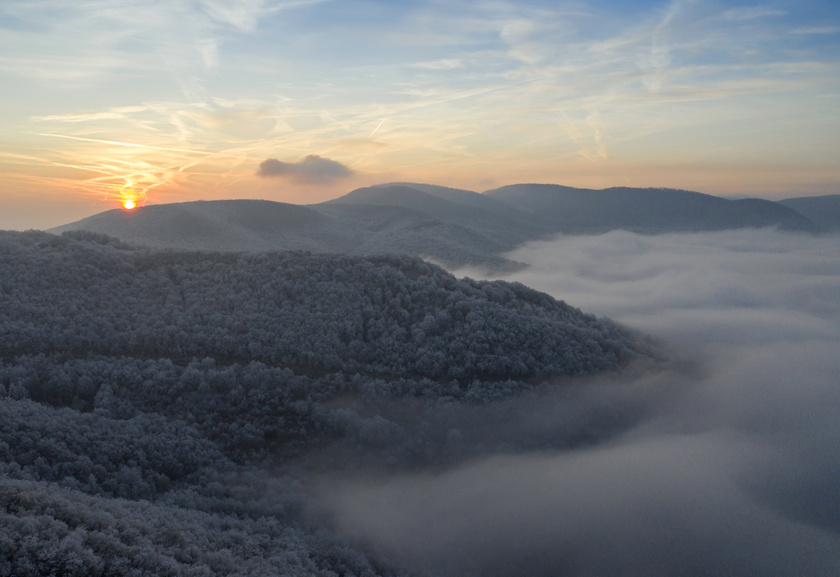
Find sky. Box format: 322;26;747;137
1;0;839;229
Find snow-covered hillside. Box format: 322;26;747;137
0;230;651;575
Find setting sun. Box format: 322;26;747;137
123;199;136;210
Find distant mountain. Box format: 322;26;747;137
371;182;530;219
51;190;536;270
483;184;818;234
50;182;823;270
50;197;522;269
325;184;544;247
779;195;840;232
49;199;356;253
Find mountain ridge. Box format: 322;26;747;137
48;182;830;269
483;183;818;233
779;194;840;232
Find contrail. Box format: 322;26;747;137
369;118;386;138
34;133;213;155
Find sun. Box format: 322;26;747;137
123;199;136;210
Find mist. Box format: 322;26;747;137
319;229;840;576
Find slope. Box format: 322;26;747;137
484;184;818;233
371;181;531;220
779;194;840;232
1;229;645;383
0;229;653;574
324;184;544;246
49;199;357;253
50;196;526;270
46;183;823;273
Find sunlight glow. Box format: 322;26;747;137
115;178;140;210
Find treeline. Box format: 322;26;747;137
0;230;638;381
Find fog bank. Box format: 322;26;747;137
321;229;840;576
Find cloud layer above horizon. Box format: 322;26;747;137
257;155;353;183
322;229;840;576
1;0;839;228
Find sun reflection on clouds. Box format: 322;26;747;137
108;179;142;210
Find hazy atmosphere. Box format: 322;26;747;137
2;1;839;576
325;229;840;576
2;0;839;229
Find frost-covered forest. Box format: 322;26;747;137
0;230;649;576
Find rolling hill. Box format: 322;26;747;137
779;194;840;232
49;182;825;269
483;184;818;234
48;199;355;253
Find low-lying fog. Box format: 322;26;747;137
320;229;840;576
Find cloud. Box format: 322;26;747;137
0;0;319;82
790;26;840;35
337;138;388;151
722;7;786;21
33;106;149;123
413;58;465;70
199;0;267;33
319;229;840;577
256;154;353;183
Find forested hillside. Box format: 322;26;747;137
1;230;634;380
0;230;650;576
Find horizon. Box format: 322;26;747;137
16;180;828;233
2;0;839;230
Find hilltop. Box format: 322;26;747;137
49;183;826;270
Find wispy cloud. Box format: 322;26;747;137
722;7;786;21
33;107;150;123
0;0;317;82
1;0;839;222
790;25;840;35
34;133;214;156
413;58;466;70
